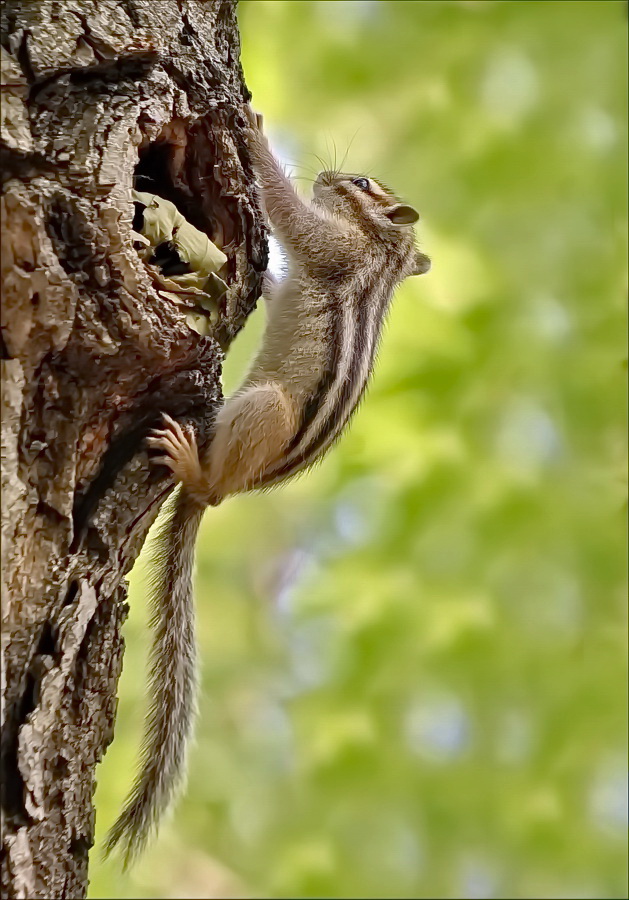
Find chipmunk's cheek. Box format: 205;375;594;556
313;183;337;214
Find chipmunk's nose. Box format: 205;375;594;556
316;170;335;187
313;171;334;200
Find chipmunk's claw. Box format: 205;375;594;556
150;455;178;470
245;103;264;134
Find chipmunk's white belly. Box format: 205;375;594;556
245;278;338;401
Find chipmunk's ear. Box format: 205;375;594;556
385;203;420;226
412;251;431;275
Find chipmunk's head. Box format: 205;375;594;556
313;171;431;275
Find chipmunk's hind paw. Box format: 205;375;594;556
147;415;204;490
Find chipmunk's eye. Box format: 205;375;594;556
352;177;370;191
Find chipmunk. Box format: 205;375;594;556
105;109;430;864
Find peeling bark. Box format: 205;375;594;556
0;2;266;896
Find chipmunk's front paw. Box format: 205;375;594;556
245;103;264;133
147;414;203;486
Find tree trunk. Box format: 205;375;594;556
0;2;265;896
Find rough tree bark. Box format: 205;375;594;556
0;2;266;897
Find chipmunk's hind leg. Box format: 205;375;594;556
207;383;298;499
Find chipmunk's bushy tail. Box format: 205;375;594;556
104;486;205;867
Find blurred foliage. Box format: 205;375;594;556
90;2;627;898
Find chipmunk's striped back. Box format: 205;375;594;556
262;253;404;486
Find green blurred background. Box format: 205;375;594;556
90;1;627;897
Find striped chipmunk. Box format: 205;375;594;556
105;107;431;863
